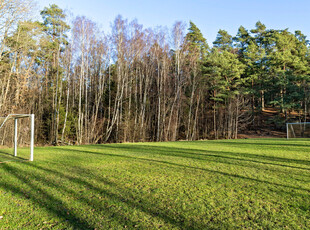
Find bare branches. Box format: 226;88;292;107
2;4;309;146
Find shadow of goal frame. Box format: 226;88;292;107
0;114;34;161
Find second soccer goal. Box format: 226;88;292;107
286;122;310;139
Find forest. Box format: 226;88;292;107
0;0;309;146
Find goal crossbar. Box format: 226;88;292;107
0;114;34;161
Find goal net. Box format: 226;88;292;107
286;122;310;139
0;114;34;161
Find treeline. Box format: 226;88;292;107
1;1;309;145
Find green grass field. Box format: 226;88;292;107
0;139;309;229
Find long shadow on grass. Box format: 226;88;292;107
0;163;198;229
83;146;310;180
0;150;25;162
28;162;309;229
0;163;95;229
99;144;310;167
61;145;310;182
83;145;310;172
58;147;310;193
30;163;195;229
1;146;309;229
108;145;310;170
212;140;310;151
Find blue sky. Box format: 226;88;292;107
36;0;310;45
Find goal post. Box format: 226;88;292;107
286;122;310;139
0;114;35;161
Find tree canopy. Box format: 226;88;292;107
0;1;310;145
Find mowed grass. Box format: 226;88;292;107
0;139;309;229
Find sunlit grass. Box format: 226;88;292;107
0;139;309;229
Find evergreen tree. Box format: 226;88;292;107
40;4;70;144
184;21;209;140
185;21;209;58
268;29;309;117
205;48;245;100
234;26;252;58
204;48;245;138
213;29;233;51
250;21;267;48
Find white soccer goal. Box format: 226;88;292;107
286;122;310;139
0;114;34;161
